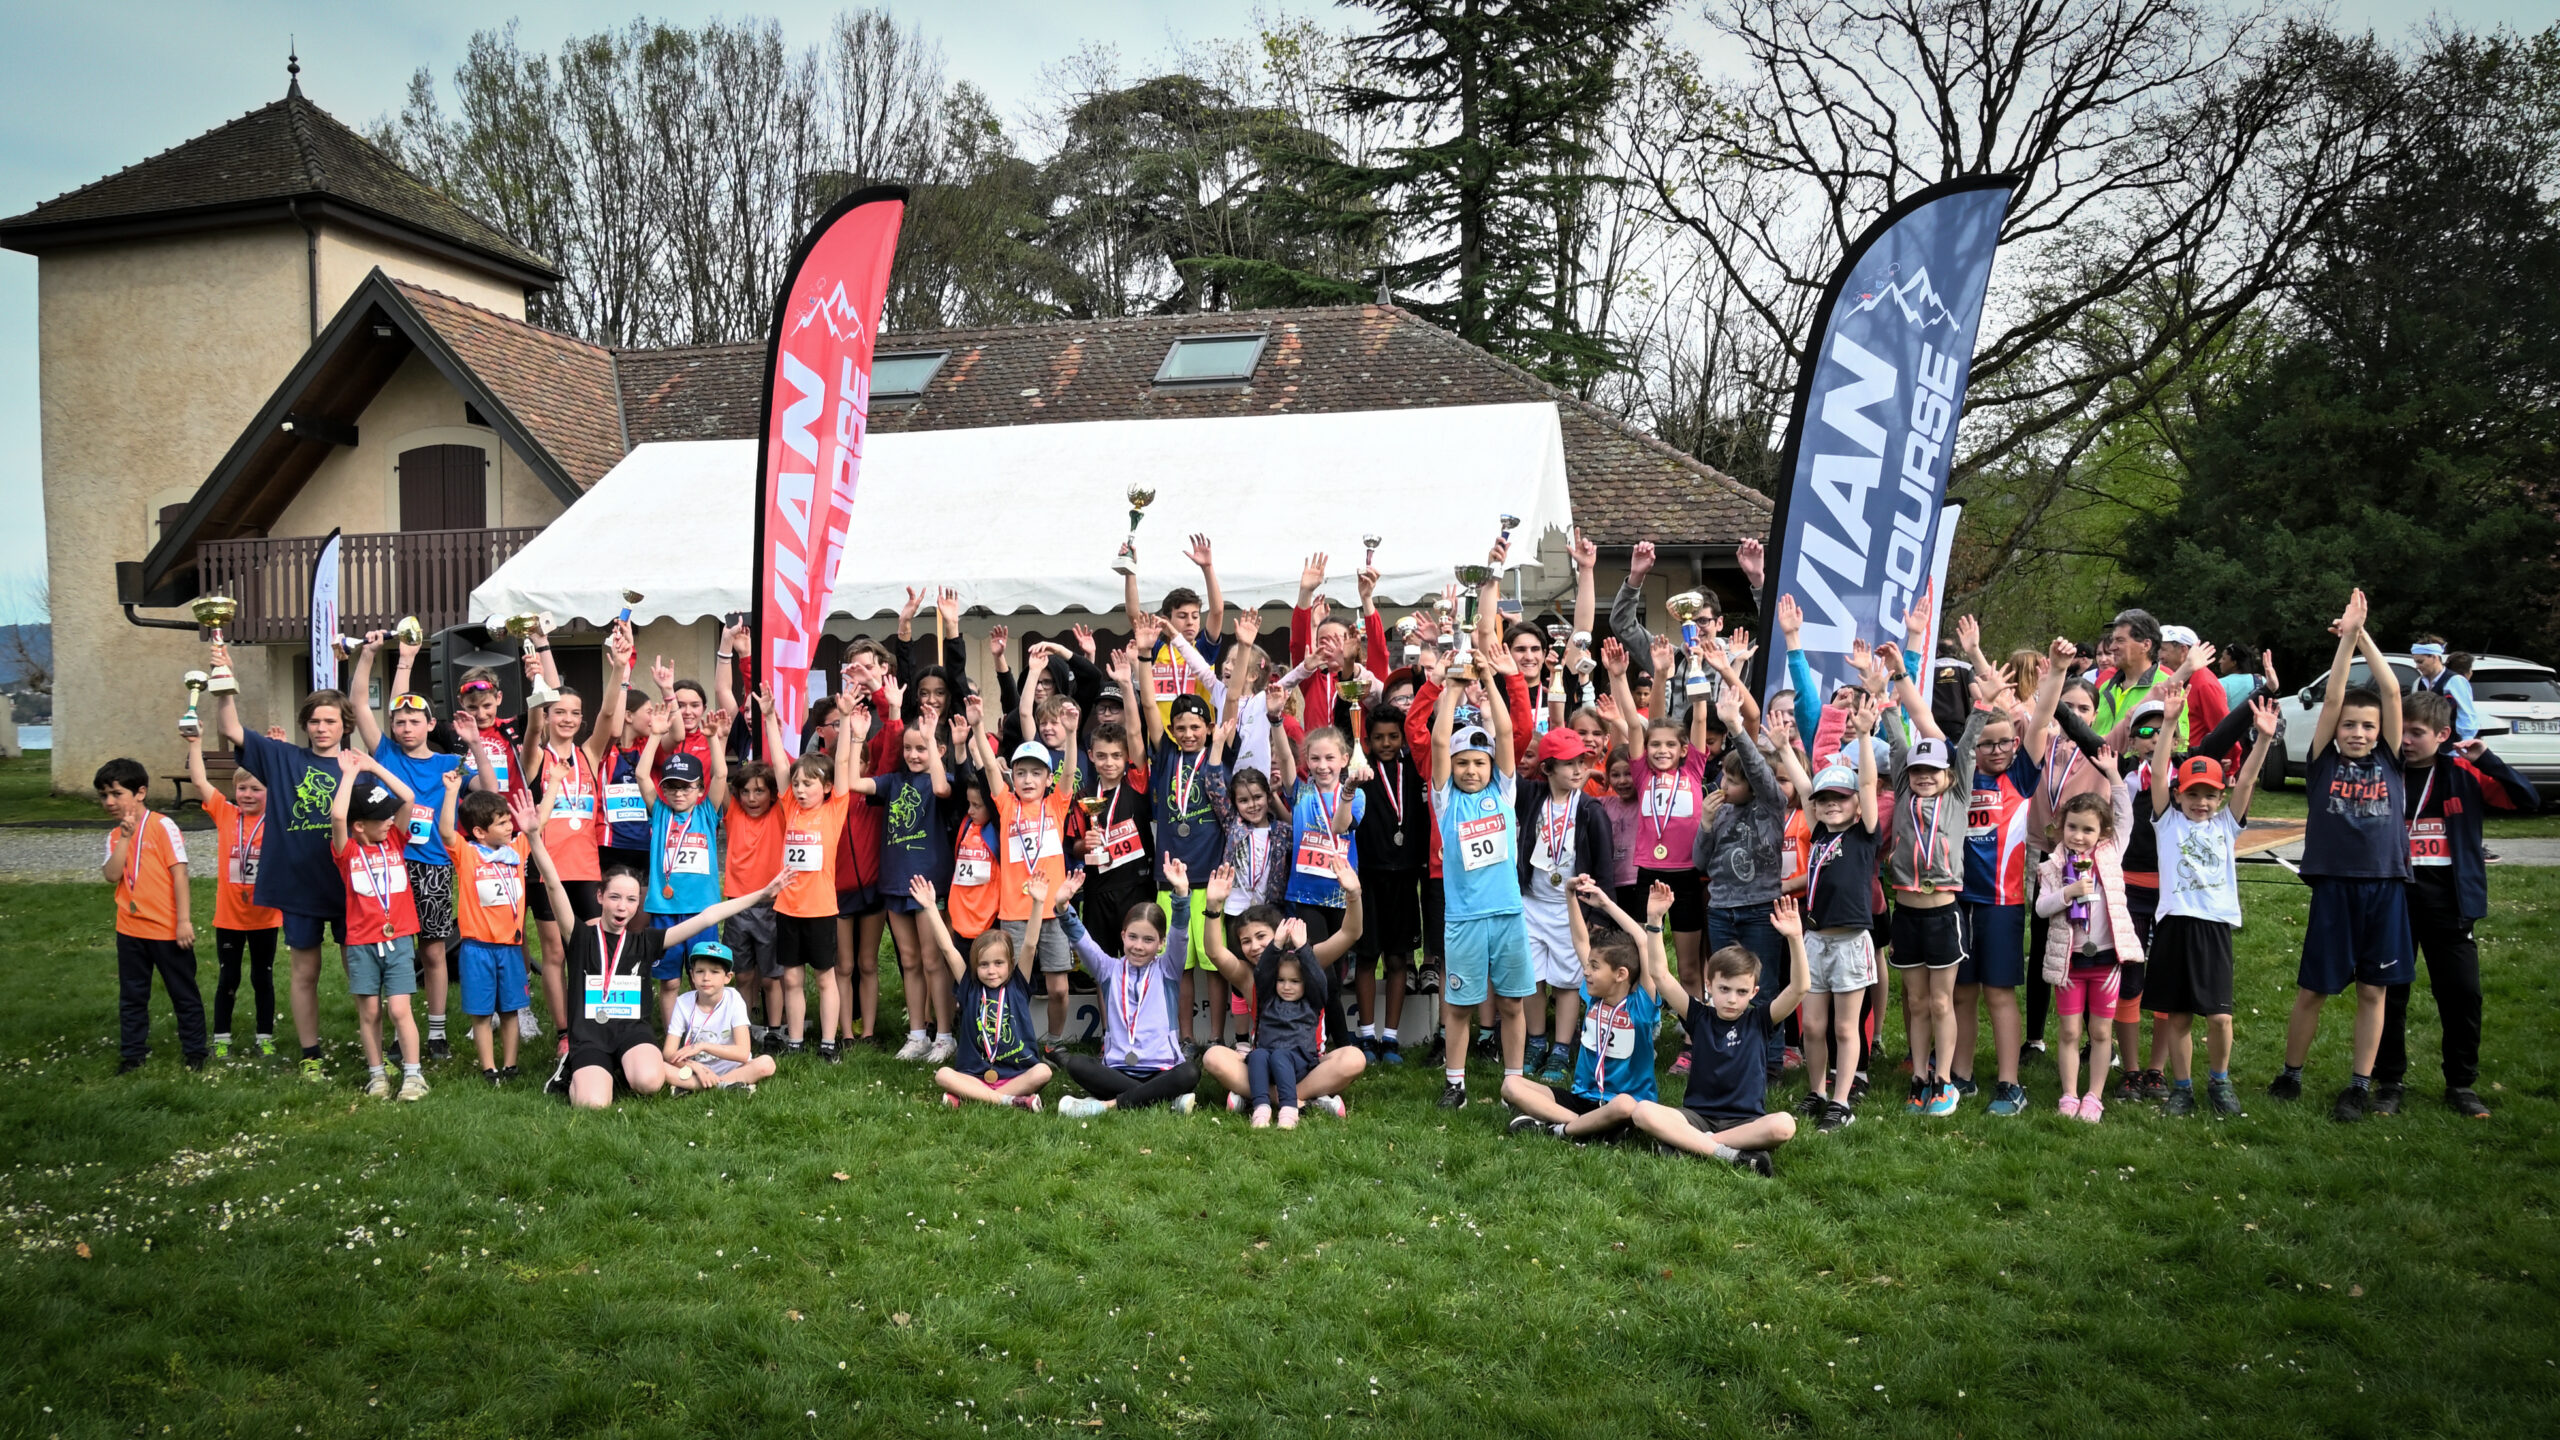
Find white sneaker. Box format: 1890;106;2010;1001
364;1074;391;1100
1310;1094;1348;1120
895;1034;931;1062
1057;1096;1109;1118
517;1011;542;1040
924;1036;957;1065
1225;1091;1244;1113
397;1074;429;1102
1169;1093;1197;1115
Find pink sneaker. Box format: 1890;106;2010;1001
1672;1053;1692;1075
943;1093;962;1110
2058;1094;2082;1118
1013;1093;1042;1113
2079;1095;2105;1125
1251;1103;1273;1129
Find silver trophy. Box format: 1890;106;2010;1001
1452;564;1493;668
1362;533;1382;570
1111;486;1155;578
506;613;562;707
179;671;209;739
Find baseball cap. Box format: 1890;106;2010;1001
660;752;705;786
347;780;405;823
1009;741;1054;769
2158;624;2199;648
1450;725;1495;758
1535;729;1588;764
686;940;735;970
1168;694;1213;726
2176;755;2227;792
1906;737;1952;771
1810;763;1859;796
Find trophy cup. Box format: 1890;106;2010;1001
193;595;240;694
1393;615;1422;665
1666;591;1710;697
1111;485;1156;577
1430;594;1457;654
1498;513;1522;549
179;671;209;739
1452;564;1493;667
617;590;645;625
506;613;561;706
394;615;425;649
1362;533;1382;569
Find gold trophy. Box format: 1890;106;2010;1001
393;615;425;649
1452;564;1493;667
505;613;561;706
1666;591;1709;697
1076;795;1105;826
179;671;209;739
1111;485;1156;577
193;595;240;694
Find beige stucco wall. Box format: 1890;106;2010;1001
270;352;564;537
39;215;536;791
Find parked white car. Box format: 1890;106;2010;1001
2274;652;2560;799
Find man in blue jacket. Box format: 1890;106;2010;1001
2377;690;2538;1117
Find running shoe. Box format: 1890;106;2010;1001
1817;1102;1856;1134
2136;1068;2170;1102
484;1067;504;1087
1906;1077;1929;1113
1782;1046;1804;1071
894;1035;931;1062
257;1037;279;1058
397;1074;430;1102
1379;1043;1405;1066
924;1036;958;1065
1672;1053;1692;1076
1986;1081;2027;1118
1310;1095;1348;1120
1226;1091;1245;1113
2446;1087;2490;1119
1506;1113;1545;1137
2207;1076;2243;1117
364;1074;392;1100
1924;1082;1960;1117
300;1057;325;1084
212;1038;231;1060
1168;1094;1197;1115
1014;1093;1043;1113
427;1036;452;1062
2331;1086;2369;1123
1950;1074;1980;1099
1538;1053;1570;1086
2161;1086;2196;1118
2058;1094;2082;1118
2078;1095;2104;1125
1729;1149;1775;1177
1436;1081;1469;1110
2267;1071;2303;1101
2369;1082;2403;1116
1057;1096;1108;1118
943;1093;963;1110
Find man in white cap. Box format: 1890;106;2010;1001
2153;624;2228;750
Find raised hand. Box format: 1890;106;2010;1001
1300;552;1328;593
1955;614;1980;656
2050;634;2076;665
1307;595;1333;633
1877;640;1906;678
1163;857;1190;895
1776;593;1803;644
1627;540;1656;585
505;788;539;836
2250;692;2280;738
1203;865;1234;911
2183;640;2218;679
937;587;962;631
988;623;1010;660
707;708;734;739
1572;527;1598;573
440;767;464;795
1646;880;1675;924
1903;580;1933;647
1071;624;1097;659
722;619;753;656
965;693;985;732
1736;537;1765;591
1233;607;1261;648
1648;632;1674;678
1357;565;1380;608
1277;917;1308;951
899;586;926;624
1769;892;1802;939
1331;860;1361;896
651;654;676;694
1601;637;1629;677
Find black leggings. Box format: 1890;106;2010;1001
1061;1053;1202;1110
214;926;278;1037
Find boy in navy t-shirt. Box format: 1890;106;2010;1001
1630;893;1811;1176
1500;875;1674;1140
2271;589;2411;1122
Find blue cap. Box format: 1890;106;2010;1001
1810;763;1859;796
686;940;734;969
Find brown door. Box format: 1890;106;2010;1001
397;445;487;532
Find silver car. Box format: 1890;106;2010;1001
2275;652;2560;798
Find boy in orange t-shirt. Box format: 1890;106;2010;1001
187;730;281;1059
97;756;208;1072
764;688;859;1058
965;728;1080;1021
442;775;552;1083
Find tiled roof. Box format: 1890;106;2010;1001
0;84;556;279
615;306;1769;546
397;282;623;488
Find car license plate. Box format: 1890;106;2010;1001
2517;718;2560;734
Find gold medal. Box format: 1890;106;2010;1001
1652;844;1667;861
984;1069;1000;1085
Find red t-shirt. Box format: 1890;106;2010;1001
336;829;419;946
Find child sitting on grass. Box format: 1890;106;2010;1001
1500;877;1676;1143
1635;891;1808;1176
1056;863;1200;1117
662;944;776;1093
1201;860;1365;1129
2034;787;2138;1123
916;874;1054;1111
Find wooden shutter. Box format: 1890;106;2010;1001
397;445;487;532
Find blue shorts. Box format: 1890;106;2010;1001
2299;877;2413;994
344;935;417;997
647;912;719;979
1956;902;2028;988
1444;914;1534;1006
456;939;530;1016
280;909;347;951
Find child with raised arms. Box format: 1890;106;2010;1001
519;627;632;1048
186;726;280;1060
661;944;777;1093
1633;890;1808;1175
1353;701;1429;1063
438;777;545;1085
1518;727;1615;1086
762;685;860;1060
1200;860;1367;1126
1124;535;1227;728
1500;877;1675;1144
1794;704;1881;1132
720;742;789;1051
1429;570;1529;1108
1608;632;1713;1015
915;874;1053;1110
2147;690;2278;1117
849;699;955;1063
1128;617;1230;1050
328;750;426;1100
353;629;474;1060
1055;864;1200;1116
635;704;729;1024
1695;677;1793;1089
964;707;1080;1043
1876;640;1994;1116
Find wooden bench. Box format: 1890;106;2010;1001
165;751;239;811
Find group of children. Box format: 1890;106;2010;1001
99;534;2531;1159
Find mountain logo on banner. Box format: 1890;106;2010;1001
791;280;865;342
1850;261;1968;334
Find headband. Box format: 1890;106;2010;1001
2409;643;2445;657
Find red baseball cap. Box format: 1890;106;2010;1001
1535;728;1589;764
2176;755;2226;792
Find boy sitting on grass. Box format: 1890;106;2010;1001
1500;876;1677;1143
662;944;776;1093
1637;893;1809;1175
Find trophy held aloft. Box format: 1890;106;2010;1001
179;671;209;739
194;595;239;695
1111;486;1156;578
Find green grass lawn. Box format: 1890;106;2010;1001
0;749;114;826
3;872;2557;1439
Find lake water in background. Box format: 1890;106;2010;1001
17;726;48;750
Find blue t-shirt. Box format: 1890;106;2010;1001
1283;781;1364;908
602;746;650;849
1149;740;1227;887
2301;742;2410;881
371;745;464;866
873;769;946;896
645;799;724;915
1681;993;1776;1118
1433;771;1521;920
234;732;344;916
1572;983;1662;1101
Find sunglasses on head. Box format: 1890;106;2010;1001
458;679;497;695
389;694;434;715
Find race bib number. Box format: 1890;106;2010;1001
603;782;647;824
349;861;410;897
1006;821;1059;864
1457;813;1508;871
1640;784;1694;819
953;853;993;887
583;972;642;1021
465;749;511;787
2409;817;2451;867
1151;661;1182;702
474;871;521;908
783;833;824;873
1098;819;1145;872
227;855;259;887
408;804;437;846
554;787;596;818
1967;791;1998;839
1295;828;1345;877
667;833;713;875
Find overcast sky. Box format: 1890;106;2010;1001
0;0;2538;621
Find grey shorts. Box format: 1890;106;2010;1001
725;903;782;980
345;936;419;998
1000;917;1076;974
1805;927;1875;993
406;860;457;943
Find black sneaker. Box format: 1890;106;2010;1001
1950;1074;1980;1099
1418;964;1444;994
2137;1068;2171;1102
484;1067;503;1087
819;1043;843;1065
1436;1081;1469;1110
2370;1082;2404;1116
2331;1085;2369;1123
117;1056;146;1075
1848;1072;1871;1105
2267;1071;2303;1101
1798;1089;1827;1119
427;1036;453;1062
1506;1113;1546;1137
2446;1087;2490;1119
500;1064;520;1083
2023;1038;2048;1056
1729;1149;1775;1177
184;1053;208;1071
543;1055;571;1095
2162;1086;2197;1118
2206;1075;2242;1117
1817;1101;1855;1134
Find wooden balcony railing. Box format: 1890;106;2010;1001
196;528;543;643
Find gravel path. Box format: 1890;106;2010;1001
0;827;119;881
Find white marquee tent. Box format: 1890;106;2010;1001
470;402;1574;628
